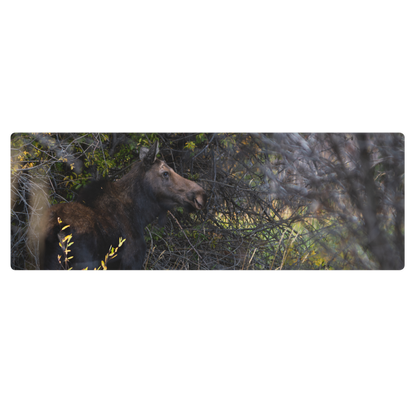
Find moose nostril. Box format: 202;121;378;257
194;193;206;209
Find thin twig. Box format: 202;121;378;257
167;210;203;261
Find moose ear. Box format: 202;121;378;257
140;141;159;168
139;146;149;161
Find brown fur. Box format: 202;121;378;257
40;142;207;269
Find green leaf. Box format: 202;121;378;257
184;141;196;151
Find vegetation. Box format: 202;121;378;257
11;133;404;270
54;213;126;271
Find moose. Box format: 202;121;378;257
40;141;207;269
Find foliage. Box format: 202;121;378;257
11;133;404;270
56;217;74;270
84;237;127;271
53;217;126;273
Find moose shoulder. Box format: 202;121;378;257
40;141;207;270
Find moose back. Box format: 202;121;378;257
40;141;207;270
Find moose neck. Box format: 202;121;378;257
114;161;163;229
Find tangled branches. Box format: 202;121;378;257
142;133;404;270
11;133;404;270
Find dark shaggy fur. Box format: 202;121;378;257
40;142;207;270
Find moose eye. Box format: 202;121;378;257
163;171;169;178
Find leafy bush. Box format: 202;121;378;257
11;133;404;270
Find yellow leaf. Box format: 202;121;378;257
66;235;72;243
